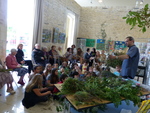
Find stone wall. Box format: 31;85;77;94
42;0;81;53
0;0;7;61
78;7;150;42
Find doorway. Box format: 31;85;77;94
7;0;34;60
66;11;75;48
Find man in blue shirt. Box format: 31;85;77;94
109;36;139;79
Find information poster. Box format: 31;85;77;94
115;41;126;50
108;40;115;51
96;39;105;50
86;39;95;47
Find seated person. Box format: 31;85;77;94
22;74;51;109
29;65;47;87
59;61;70;75
58;66;65;77
0;59;15;94
41;46;49;64
64;48;73;64
29;65;42;81
32;44;45;67
6;49;28;85
76;48;84;63
16;44;33;75
80;59;89;75
43;63;52;78
49;45;59;65
72;71;80;79
58;74;68;84
93;65;101;77
53;74;68;93
53;63;59;69
113;65;121;76
46;68;59;93
84;71;92;79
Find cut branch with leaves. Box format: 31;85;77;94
123;4;150;33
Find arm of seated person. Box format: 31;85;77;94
46;80;55;87
33;88;51;96
40;87;49;92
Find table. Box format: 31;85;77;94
55;84;150;111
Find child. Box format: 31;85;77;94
58;66;65;77
84;71;92;79
53;63;59;69
43;63;52;78
22;74;51;109
58;74;68;83
29;65;42;81
93;65;101;77
46;68;59;93
113;65;121;76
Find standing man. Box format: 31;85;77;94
109;36;139;79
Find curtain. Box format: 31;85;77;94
73;13;80;46
0;0;7;61
32;0;43;48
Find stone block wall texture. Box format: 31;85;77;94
0;0;7;61
42;0;81;53
78;7;150;42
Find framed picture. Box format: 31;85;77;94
58;33;66;43
52;28;59;43
42;29;51;43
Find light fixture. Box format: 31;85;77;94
98;0;103;3
140;0;143;4
136;0;144;5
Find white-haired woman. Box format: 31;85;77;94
6;49;28;85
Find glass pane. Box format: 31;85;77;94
7;0;34;60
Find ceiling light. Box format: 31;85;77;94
140;0;143;4
98;0;103;3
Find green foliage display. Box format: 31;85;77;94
106;59;123;68
0;69;12;72
123;4;150;33
106;51;125;68
61;77;84;94
60;77;141;112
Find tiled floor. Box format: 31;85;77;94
0;74;63;113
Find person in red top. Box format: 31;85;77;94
6;49;28;85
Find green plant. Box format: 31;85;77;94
106;51;125;68
123;4;150;33
58;77;141;112
106;58;123;68
0;69;12;72
60;77;84;94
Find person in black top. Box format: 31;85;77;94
84;48;91;61
32;44;45;67
22;74;51;108
16;44;33;74
89;48;96;66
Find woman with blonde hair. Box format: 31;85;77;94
22;74;51;109
43;63;52;77
16;44;33;74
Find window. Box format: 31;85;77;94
7;0;34;59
